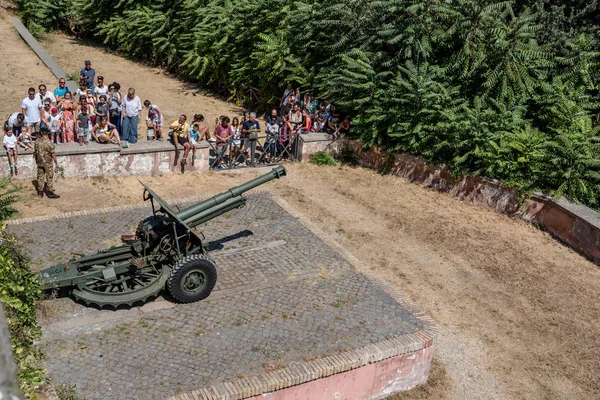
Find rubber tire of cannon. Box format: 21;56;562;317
167;254;217;303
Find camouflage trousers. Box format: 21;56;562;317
36;165;55;193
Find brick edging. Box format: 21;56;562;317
169;195;437;400
5;189;272;226
171;335;433;400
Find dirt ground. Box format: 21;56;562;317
0;11;56;122
2;11;600;400
40;32;242;135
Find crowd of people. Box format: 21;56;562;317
201;84;351;169
3;60;130;176
3;60;351;176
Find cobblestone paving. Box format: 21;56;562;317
9;194;424;400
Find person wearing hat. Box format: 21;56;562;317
80;60;96;91
47;106;62;144
33;125;60;198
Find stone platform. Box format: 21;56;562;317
7;193;436;400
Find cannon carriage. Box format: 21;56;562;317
38;166;287;307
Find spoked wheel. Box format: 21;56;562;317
72;265;169;308
167;254;217;303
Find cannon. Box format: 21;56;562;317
38;166;287;307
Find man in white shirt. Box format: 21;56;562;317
21;87;44;137
38;84;56;106
121;87;142;147
288;103;302;134
7;112;29;136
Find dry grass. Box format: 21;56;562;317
388;358;452;400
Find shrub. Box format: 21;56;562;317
0;177;44;394
310;151;337;166
0;237;44;394
15;0;76;35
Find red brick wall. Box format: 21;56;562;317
524;198;600;262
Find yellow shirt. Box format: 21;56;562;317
171;121;190;137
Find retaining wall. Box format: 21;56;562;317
246;346;434;400
523;195;600;262
0;141;210;178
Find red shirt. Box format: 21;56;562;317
302;116;312;131
214;124;233;147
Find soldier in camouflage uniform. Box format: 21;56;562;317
34;126;60;198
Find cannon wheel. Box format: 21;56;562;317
72;264;169;308
167;254;217;303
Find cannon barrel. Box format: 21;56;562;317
175;166;286;226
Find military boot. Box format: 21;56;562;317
45;191;60;199
37;191;44;198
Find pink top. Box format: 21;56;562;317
214;124;233;147
279;124;289;143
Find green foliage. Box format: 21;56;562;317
0;178;18;220
16;0;600;208
538;128;600;206
310;151;337;166
0;179;44;394
533;80;600;204
65;70;80;82
0;238;44;394
15;0;76;34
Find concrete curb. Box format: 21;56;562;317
5;189;271;226
13;17;78;92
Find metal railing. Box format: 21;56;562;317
208;133;300;170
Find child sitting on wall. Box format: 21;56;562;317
189;123;201;165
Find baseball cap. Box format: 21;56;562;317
51;107;58;113
84;60;91;65
40;124;50;133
